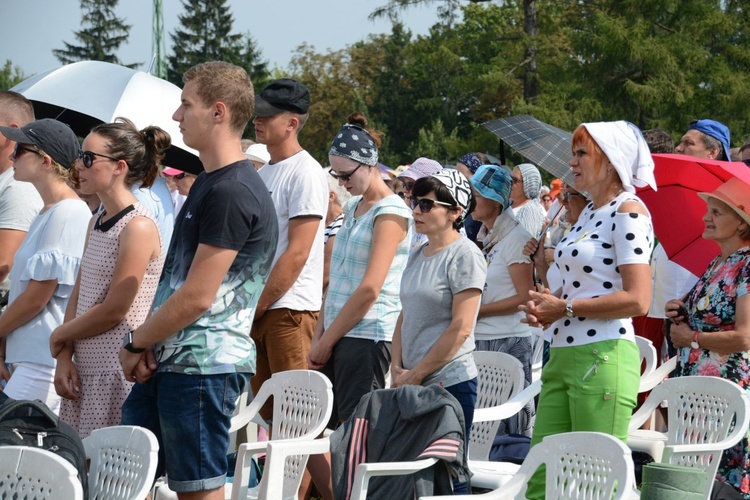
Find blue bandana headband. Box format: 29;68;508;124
328;123;378;166
459;152;483;174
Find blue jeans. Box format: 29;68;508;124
121;371;249;493
443;378;477;495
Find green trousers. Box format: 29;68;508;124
526;338;640;499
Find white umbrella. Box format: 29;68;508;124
12;61;202;174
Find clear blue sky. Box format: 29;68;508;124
1;0;442;78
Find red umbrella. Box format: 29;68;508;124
636;154;750;276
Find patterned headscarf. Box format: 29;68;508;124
517;163;542;200
458;152;483;174
431;169;473;217
328;123;378;166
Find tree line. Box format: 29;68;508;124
3;0;750;171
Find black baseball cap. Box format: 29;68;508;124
0;118;79;169
254;78;310;117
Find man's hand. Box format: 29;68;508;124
119;348;157;384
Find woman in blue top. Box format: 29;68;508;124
0;119;91;414
308;112;412;426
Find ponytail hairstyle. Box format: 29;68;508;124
90;117;172;188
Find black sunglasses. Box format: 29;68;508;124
12;144;43;160
174;172;188;180
562;192;583;201
743;159;750;167
78;150;120;168
409;196;455;212
329;163;366;182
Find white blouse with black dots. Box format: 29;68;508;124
550;192;653;347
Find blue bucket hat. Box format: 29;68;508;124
470;164;512;211
689;119;731;161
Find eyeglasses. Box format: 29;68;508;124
409;196;455;212
329;163;366;182
562;192;583;201
78;150;120;168
175;172;187;180
12;144;43;160
743;159;750;167
402;180;416;191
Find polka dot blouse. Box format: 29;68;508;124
550;192;653;347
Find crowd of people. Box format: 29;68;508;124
1;59;750;500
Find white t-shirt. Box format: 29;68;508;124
0;169;43;293
474;210;533;341
648;243;699;319
259;150;328;311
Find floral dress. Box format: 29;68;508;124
677;246;750;497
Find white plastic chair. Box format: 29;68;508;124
84;425;159;500
468;351;542;490
228;369;333;500
634;335;657;379
628;375;750;498
530;328;545;383
420;431;635;500
0;445;83;499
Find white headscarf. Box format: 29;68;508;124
582;121;657;193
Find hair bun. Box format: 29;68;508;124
347;112;368;128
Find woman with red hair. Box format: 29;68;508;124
521;121;655;498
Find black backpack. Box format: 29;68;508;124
0;392;88;499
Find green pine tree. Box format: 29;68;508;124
168;0;269;86
0;60;27;91
53;0;135;68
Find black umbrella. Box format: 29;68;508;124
483;115;573;185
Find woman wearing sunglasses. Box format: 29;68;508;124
0;119;91;414
391;169;484;493
308;112;412;427
51;117;169;437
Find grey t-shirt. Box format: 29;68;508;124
399;237;487;387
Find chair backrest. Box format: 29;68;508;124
530;328;545;383
649;376;750;494
635;335;657;377
84;425;159;500
470;351;526;461
231;370;333;500
0;445;83;499
505;432;634;499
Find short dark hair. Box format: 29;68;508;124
412;175;475;231
642;129;674;154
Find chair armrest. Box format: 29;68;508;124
350;458;438;500
638;357;677;393
261;438;331;498
473;380;542;424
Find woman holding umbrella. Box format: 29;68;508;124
666;178;750;498
521;121;655;498
0;119;91;414
51;117;168;437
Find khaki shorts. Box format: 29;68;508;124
250;308;318;421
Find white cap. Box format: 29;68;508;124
245;143;270;165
